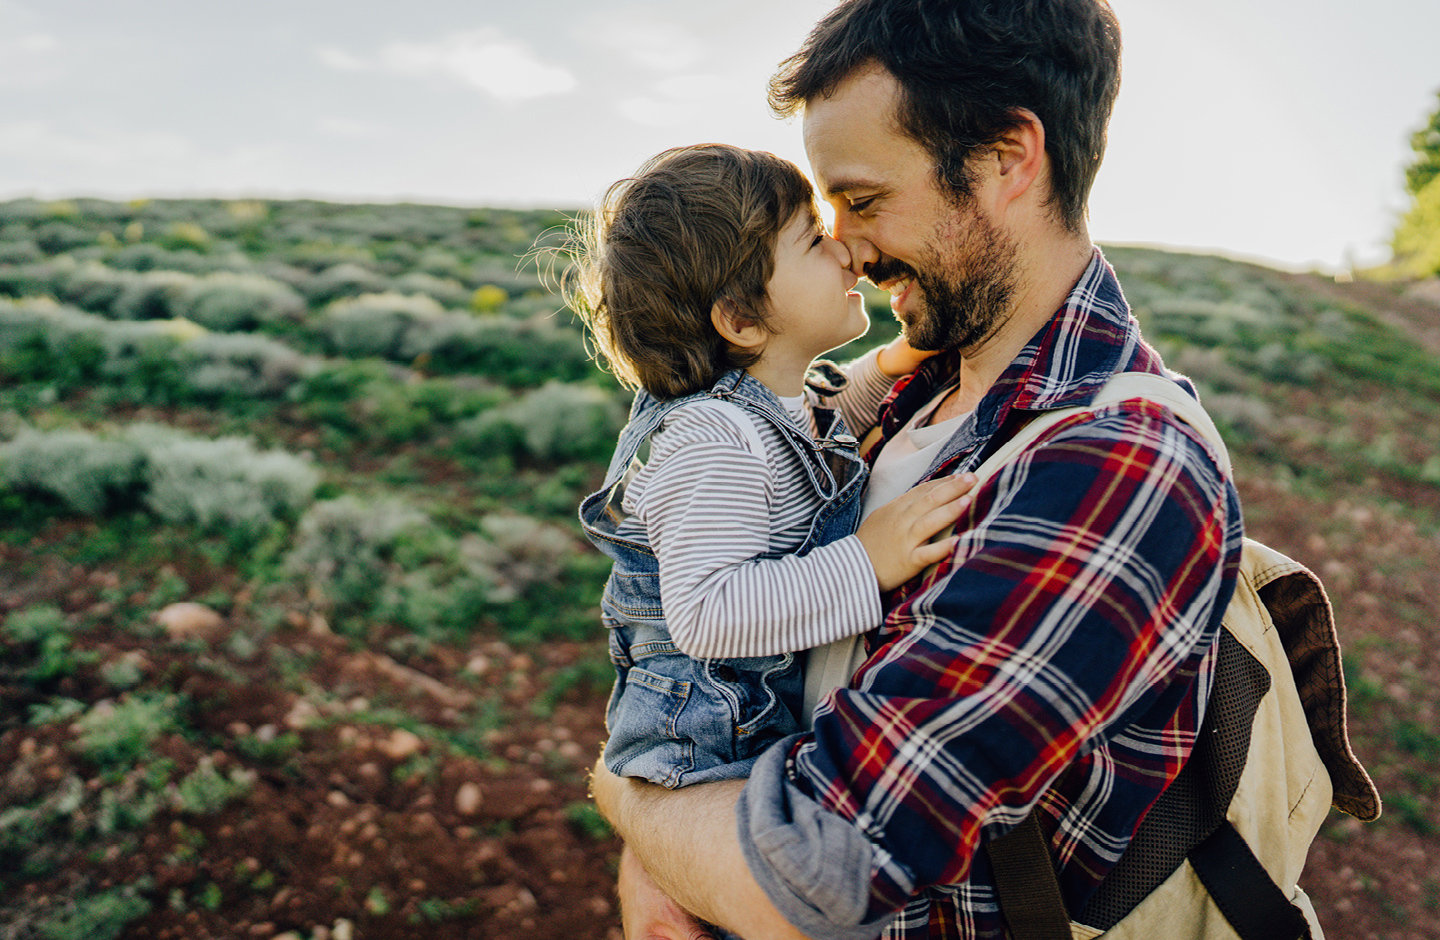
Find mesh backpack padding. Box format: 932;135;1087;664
1078;630;1271;929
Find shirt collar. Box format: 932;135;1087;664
873;247;1153;466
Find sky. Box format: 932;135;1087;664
1;0;1437;274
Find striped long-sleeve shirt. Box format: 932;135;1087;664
735;250;1246;940
611;348;898;659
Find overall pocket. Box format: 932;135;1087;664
603;626;698;788
706;653;804;759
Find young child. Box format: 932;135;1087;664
571;144;972;788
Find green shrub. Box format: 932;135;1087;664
465;513;581;603
73;693;183;768
0;257;71;298
173;757;255;814
284;498;577;635
36;883;153;940
178;271;306;331
131;427;319;535
394;270;471;308
173;331;310;399
403;314;593;384
457;380;625;462
0;296;313;402
56;260;128;312
305;261;390;305
0;298;106;382
2;604;90;683
33;220;92;254
0;429;146;514
1145;298;1274;349
286;495;433;616
322;291;447;359
111;269;194;320
0;239;42;265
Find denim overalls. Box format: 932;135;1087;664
579;369;868;788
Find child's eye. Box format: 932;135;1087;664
809;233;825;248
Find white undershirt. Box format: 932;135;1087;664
801;390;970;726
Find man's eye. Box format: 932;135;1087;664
849;197;876;215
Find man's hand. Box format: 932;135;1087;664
619;844;716;940
592;759;808;940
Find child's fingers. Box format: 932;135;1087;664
912;534;961;567
903;474;976;517
912;494;972;541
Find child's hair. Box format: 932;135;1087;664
567;144;819;399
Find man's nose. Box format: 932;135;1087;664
831;217;878;276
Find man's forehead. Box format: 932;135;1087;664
801;65;907;190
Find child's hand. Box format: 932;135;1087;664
856;473;977;592
876;335;940;377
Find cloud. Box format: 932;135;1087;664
318;28;576;104
587;19;701;72
0;121;194;166
616;74;728;128
315;44;368;72
316;117;388;139
0;120;292;195
0;30;63;88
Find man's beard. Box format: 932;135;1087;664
865;205;1020;352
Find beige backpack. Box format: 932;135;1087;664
951;373;1381;940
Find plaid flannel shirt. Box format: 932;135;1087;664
736;250;1244;940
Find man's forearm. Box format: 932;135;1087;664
592;760;813;940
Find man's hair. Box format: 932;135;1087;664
567;144;817;399
769;0;1121;233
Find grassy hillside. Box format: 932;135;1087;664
1;198;1437;940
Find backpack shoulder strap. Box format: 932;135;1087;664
984;372;1378;940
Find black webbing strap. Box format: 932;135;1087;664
990;810;1314;940
984;810;1072;940
1189;819;1312;940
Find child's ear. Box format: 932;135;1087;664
710;302;767;352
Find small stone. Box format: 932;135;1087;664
465;655;492;675
284;699;320;730
379;728;423;760
326;790;350;807
155;602;225;640
455;781;483;816
331;920;354;940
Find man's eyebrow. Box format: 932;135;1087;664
822;177;881;199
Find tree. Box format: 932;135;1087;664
1393;90;1440;277
1404;90;1440;197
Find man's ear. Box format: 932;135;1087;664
710;302;768;352
987;108;1046;210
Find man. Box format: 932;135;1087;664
592;1;1244;937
